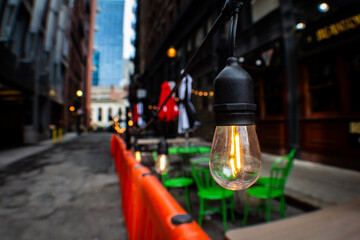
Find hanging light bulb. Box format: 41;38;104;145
135;151;141;162
154;138;170;174
134;144;141;163
210;57;262;191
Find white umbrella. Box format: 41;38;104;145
178;71;200;138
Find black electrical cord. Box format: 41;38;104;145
130;0;245;138
230;11;239;56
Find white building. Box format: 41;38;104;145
91;86;128;129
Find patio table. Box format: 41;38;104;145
170;146;210;176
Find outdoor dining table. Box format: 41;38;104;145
169;146;211;176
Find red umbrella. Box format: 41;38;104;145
158;81;179;122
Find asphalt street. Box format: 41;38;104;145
2;132;358;239
0;132;128;240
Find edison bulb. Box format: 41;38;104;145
209;125;261;190
155;154;170;174
135;151;141;162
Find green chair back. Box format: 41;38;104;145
191;158;217;191
257;148;296;188
191;157;235;231
242;148;296;225
284;148;296;180
270;148;296;188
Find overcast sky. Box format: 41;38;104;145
123;0;136;59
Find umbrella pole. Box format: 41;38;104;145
185;129;189;149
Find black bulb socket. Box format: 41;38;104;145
214;57;256;126
157;137;168;155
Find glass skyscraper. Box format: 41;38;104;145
92;51;100;86
94;0;125;86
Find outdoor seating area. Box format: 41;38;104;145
114;134;312;237
112;133;360;239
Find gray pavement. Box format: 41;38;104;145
0;132;127;240
1;134;360;239
261;153;360;208
0;132;78;169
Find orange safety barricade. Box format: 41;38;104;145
111;135;210;240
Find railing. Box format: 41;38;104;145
111;134;210;240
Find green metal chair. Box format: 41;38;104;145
152;151;193;213
191;158;235;232
242;149;296;225
256;148;296;186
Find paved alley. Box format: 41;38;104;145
0;133;128;240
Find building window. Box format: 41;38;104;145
168;8;173;24
118;108;122;118
195;27;203;47
251;0;279;23
11;7;29;57
307;56;340;113
263;71;284;116
98;108;102;121
108;108;112;121
0;2;16;38
348;53;360;112
187;38;192;52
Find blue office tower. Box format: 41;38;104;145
92;51;100;86
94;0;125;86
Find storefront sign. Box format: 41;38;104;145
350;121;360;134
316;13;360;41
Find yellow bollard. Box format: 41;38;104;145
52;129;57;144
58;128;63;142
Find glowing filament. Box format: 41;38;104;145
159;155;166;172
235;134;241;170
230;127;242;176
230;126;235;155
135;151;141;162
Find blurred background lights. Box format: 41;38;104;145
128;120;134;127
76;90;83;97
167;47;176;58
318;3;329;13
296;22;306;30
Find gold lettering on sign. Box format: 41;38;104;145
316;14;360;41
350;122;360;134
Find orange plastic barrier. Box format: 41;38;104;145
111;134;210;240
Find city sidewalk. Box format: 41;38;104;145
261;152;360;208
0;132;78;170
